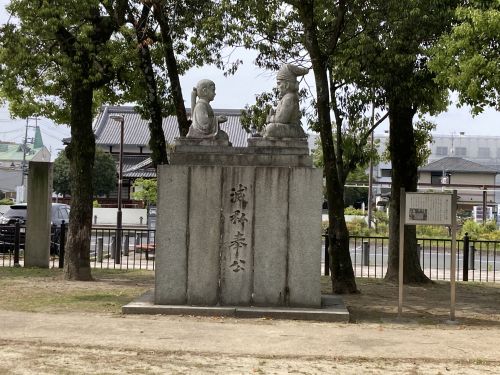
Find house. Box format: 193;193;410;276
91;105;250;205
418;156;497;209
0;126;50;200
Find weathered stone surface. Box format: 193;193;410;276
170;143;312;167
186;166;223;305
25;161;52;268
253;167;289;306
288;168;322;307
155;165;189;305
220;167;255;305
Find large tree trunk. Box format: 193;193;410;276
63;81;95;281
296;2;357;294
152;2;190;137
385;99;431;283
135;5;168;166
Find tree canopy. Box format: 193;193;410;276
53;148;117;197
429;1;500;114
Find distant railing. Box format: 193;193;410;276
0;222;155;270
2;224;499;283
322;233;499;283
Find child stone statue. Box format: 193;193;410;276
186;79;229;142
264;64;308;138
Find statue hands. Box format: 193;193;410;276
266;108;275;123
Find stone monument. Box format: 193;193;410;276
155;68;322;310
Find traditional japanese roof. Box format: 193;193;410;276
93;105;249;148
419;157;498;174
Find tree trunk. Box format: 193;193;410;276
296;2;357;294
385;99;431;283
152;3;190;137
63;80;95;281
135;6;169;166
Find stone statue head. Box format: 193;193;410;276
276;64;308;94
195;79;216;101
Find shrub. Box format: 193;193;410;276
344;206;365;216
0;198;14;205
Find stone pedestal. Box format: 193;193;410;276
155;142;322;308
25;161;53;268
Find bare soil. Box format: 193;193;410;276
0;268;499;374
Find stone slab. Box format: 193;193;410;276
220;167;255;305
25;161;52;268
123;290;350;322
247;137;309;150
155;166;189;305
186;166;222;305
288;168;322;307
253;167;289;306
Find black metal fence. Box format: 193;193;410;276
0;222;156;270
2;223;499;283
323;234;500;283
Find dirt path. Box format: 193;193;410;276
1;310;500;374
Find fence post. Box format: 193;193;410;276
469;244;475;270
58;221;66;269
123;235;129;256
14;221;20;267
362;241;370;266
462;233;469;281
97;237;103;262
324;233;330;276
110;236;116;259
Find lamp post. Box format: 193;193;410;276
110;114;124;264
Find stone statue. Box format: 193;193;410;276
263;64;308;139
186;79;230;142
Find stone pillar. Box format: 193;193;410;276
25;161;53;268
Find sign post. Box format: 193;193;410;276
399;190;457;322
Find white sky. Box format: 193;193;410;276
0;1;498;160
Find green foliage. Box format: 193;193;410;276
93;200;101;208
416;225;449;238
132;178;157;206
344;206;365;216
346;217;370;237
460;219;500;240
53;148;117;197
0;198;14;205
430;2;500;113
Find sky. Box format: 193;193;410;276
0;1;498;160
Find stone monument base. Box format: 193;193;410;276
155;163;322;308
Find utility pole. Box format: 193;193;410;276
367;100;375;229
19;117;38;202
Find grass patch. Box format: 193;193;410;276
0;267;154;314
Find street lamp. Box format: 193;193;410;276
110;114;124;264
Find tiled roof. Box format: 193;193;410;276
419;157;498;174
0;142;45;162
94;105;249;148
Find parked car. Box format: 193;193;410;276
0;203;70;253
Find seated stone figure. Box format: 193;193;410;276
264;64;308;139
186;79;229;142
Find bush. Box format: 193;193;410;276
0;198;14;205
346;217;370;236
344;206;365;216
416;225;449;238
92;200;101;208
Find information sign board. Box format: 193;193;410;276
405;192;452;225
